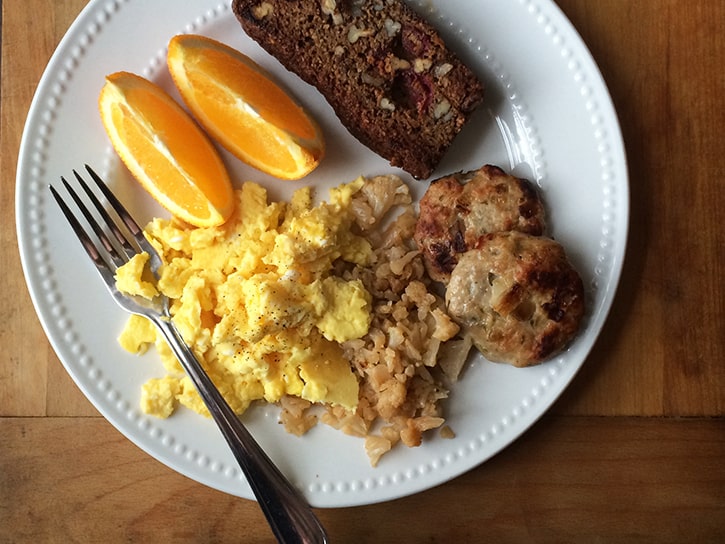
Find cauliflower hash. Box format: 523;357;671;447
116;175;464;465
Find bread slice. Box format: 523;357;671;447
232;0;484;179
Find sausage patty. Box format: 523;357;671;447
414;165;545;283
445;231;585;367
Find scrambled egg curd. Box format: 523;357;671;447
116;179;373;419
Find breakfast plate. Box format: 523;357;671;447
16;0;628;507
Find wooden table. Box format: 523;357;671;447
2;1;723;542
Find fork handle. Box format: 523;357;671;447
154;318;328;544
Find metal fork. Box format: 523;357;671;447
49;165;328;544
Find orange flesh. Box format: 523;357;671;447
187;45;318;142
100;72;234;226
167;34;324;180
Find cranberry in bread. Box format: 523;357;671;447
232;0;485;179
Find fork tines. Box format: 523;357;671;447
49;165;160;278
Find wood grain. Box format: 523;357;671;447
549;0;725;417
2;416;723;543
1;0;99;418
1;0;724;542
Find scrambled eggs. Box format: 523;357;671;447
116;179;373;418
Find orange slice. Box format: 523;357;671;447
167;34;325;181
99;71;235;227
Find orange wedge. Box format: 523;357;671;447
99;71;235;227
167;34;325;180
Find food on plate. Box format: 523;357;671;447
232;0;485;179
335;174;464;465
415;164;584;367
414;164;546;283
118;179;369;414
167;34;325;180
116;175;466;465
446;231;585;367
99;71;235;227
115;253;159;300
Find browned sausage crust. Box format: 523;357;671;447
445;231;585;367
414;165;546;283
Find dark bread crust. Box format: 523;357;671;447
232;0;484;179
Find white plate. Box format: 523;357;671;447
16;0;627;508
